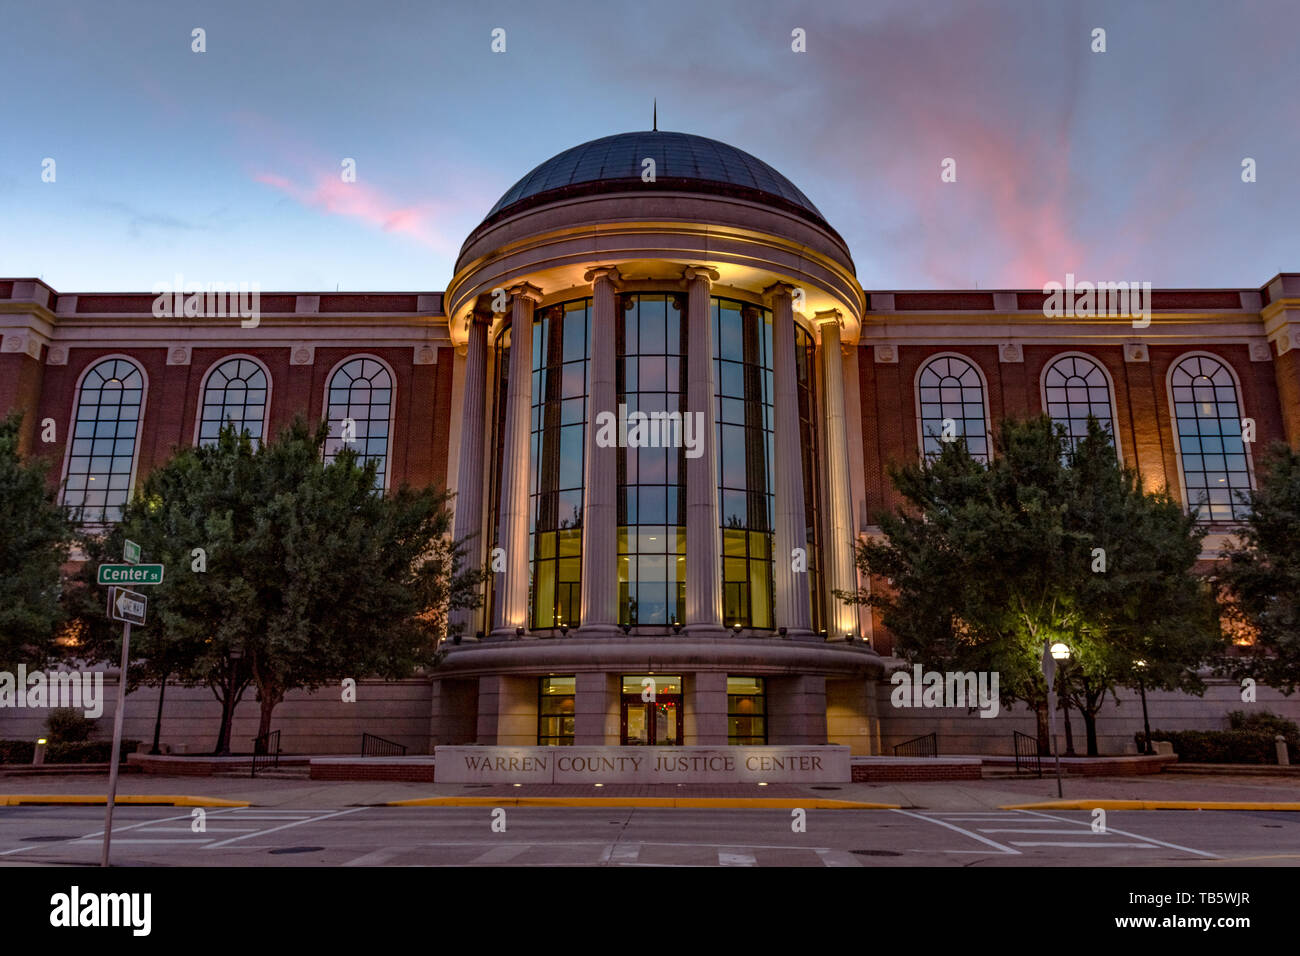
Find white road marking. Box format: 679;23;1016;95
718;850;757;866
203;806;368;849
342;846;408;866
1010;841;1159;849
980;828;1116;834
1017;809;1219;858
0;807;241;855
133;826;261;833
73;838;215;845
469;844;533;864
892;809;1021;854
609;843;641;864
815;848;863;867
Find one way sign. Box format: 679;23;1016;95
107;587;147;626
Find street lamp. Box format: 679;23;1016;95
1134;659;1153;755
1042;640;1071;797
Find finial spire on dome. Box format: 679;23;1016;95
653;98;657;131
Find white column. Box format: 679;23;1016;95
766;282;813;639
817;311;858;640
579;268;621;635
450;311;490;640
683;266;724;637
491;282;541;638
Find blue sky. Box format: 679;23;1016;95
2;0;1297;293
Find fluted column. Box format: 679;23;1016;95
817;311;858;639
579;267;621;635
766;282;813;639
683;266;724;636
450;309;490;639
491;282;542;637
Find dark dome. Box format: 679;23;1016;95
481;130;828;227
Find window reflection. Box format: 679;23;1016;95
63;358;145;524
1170;354;1252;522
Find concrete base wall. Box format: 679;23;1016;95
875;678;1300;757
0;672;433;756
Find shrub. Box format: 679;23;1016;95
45;707;96;743
1226;710;1300;736
0;739;138;764
1138;729;1299;764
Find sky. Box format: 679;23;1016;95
2;0;1298;293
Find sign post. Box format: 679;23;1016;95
101;553;158;868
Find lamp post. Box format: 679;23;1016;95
1134;659;1153;755
1043;641;1072;798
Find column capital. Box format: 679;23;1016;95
682;266;720;284
583;266;622;287
761;281;799;304
813;308;843;327
506;281;543;304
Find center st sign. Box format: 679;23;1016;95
97;564;164;586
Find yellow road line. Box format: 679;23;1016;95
1001;800;1300;811
0;794;249;807
386;796;896;809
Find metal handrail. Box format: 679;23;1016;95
1013;730;1042;777
251;729;281;777
361;733;408;757
893;732;938;757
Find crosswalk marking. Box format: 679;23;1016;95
718;850;757;866
469;844;533;864
815;848;863;867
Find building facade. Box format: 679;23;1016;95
4;129;1300;755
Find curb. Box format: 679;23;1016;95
386;796;897;809
1001;800;1300;811
0;794;250;807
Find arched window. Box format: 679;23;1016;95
1042;353;1117;454
324;356;394;490
197;357;269;447
61;357;146;523
916;354;989;463
1169;353;1252;522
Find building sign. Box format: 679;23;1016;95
435;745;850;784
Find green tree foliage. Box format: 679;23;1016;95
1219;443;1300;693
843;415;1224;754
65;419;482;753
0;412;77;670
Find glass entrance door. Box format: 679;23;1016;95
620;675;682;745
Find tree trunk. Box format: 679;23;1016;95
1061;695;1076;756
150;675;167;755
1082;709;1099;757
1035;699;1051;756
256;688;282;745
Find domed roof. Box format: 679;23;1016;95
481;130;828;226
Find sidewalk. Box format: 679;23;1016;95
2;768;1297;810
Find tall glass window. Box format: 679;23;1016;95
617;293;687;627
62;357;145;524
1169;354;1252;522
529;299;589;628
795;325;825;634
198;357;268;447
1042;353;1115;453
486;326;511;632
727;676;767;745
538;676;576;745
324;357;393;489
714;298;774;629
917;354;989;463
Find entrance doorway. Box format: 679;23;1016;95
620;675;682;745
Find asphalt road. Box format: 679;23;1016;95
1;804;1296;867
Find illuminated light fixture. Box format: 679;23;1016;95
732;622;743;635
512;783;522;787
37;738;47;745
594;783;604;788
560;624;569;637
672;620;682;634
757;782;768;787
622;623;631;635
1050;642;1071;661
515;626;524;638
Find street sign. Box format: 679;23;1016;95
123;539;141;565
97;564;164;586
107;587;147;626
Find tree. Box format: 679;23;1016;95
0;412;77;670
1219;442;1300;694
67;419;483;753
843;415;1224;754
